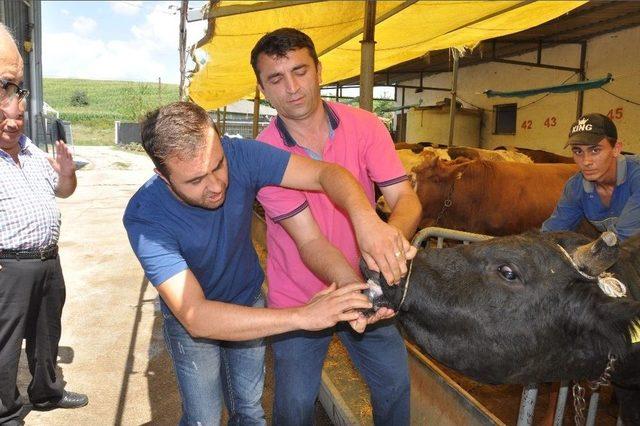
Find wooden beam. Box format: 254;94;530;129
359;0;376;112
490;58;580;73
317;0;418;57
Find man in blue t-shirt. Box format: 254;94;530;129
542;113;640;241
122;102;414;425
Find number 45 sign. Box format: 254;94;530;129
607;107;623;120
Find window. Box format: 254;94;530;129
494;103;517;135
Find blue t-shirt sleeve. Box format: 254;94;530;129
226;138;291;190
613;166;640;241
123;212;188;287
541;176;584;232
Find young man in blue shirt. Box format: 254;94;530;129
542;113;640;241
122;101;414;425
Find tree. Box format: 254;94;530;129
70;90;89;106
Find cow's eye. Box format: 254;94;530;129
498;265;518;281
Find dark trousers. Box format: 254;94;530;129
0;257;66;424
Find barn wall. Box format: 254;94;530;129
397;26;640;154
405;107;481;147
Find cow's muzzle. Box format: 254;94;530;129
358;259;397;316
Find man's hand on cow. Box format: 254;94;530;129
357;219;417;285
348;305;396;333
296;283;372;331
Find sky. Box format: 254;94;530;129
40;1;395;99
42;1;208;84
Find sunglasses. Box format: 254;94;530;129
1;79;30;106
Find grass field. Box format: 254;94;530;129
44;78;179;145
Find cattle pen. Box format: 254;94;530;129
251;214;622;425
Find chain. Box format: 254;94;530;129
572;354;617;426
588;353;617;390
434;172;462;226
572;383;586;426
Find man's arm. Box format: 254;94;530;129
49;140;77;198
157;268;372;341
279;154;415;284
278;208;395;332
379;180;422;240
613;169;640;241
541;179;584;233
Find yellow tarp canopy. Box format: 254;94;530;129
189;1;586;110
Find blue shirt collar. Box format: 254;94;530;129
19;134;29;152
582;155;628;193
275;101;340;147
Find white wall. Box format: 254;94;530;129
396;26;640;154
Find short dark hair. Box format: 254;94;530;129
250;28;319;85
140;101;218;177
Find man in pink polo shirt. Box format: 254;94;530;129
251;28;422;425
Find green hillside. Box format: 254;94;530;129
44;78;179;145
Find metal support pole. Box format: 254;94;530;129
586;392;599;426
553;382;569;426
447;47;460;147
576;41;587;119
517;384;539;426
178;0;188;100
27;1;42;147
359;0;376;112
400;87;406;141
221;106;227;135
252;86;260;138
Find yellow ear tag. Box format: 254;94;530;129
632;323;640;344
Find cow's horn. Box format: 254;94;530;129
570;231;619;277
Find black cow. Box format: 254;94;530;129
362;231;640;423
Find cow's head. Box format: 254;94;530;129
362;231;640;384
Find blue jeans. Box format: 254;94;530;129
271;320;410;426
162;297;266;426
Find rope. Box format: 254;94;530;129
397;258;414;311
599;87;640;106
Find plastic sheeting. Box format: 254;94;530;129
189;1;586;109
485;74;613;98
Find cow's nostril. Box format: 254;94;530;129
362;280;383;305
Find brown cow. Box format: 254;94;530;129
413;156;578;235
449;146;533;163
494;146;574;163
394;142;424;153
377;149;451;215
